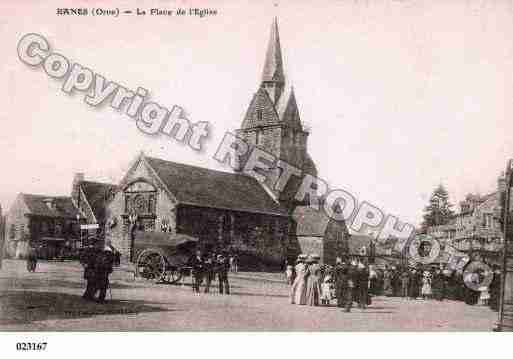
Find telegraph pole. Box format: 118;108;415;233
498;159;513;331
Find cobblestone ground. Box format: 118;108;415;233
0;260;498;331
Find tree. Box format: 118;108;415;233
422;184;455;229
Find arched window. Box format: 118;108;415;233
124;180;158;232
124;181;158;215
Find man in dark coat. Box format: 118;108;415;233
334;258;346;308
334;258;355;312
432;269;445;301
203;253;215;294
489;267;501;311
356;262;370;309
408;268;420;299
188;250;204;293
81;245;98;301
216;254;230;295
92;243;115;303
400;269;410;298
26;243;38;272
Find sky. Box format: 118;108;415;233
1;0;513;226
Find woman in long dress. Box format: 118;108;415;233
290;255;308;305
305;255;322;306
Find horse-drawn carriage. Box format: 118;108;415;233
132;230;198;284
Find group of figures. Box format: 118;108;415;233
379;266;449;300
288;254;371;312
369;263;502;309
287;254;503;313
80;241;116;303
186;250;233;295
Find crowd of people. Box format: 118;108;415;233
289;254;371;312
287;254;503;313
367;263;501;310
186;250;233;295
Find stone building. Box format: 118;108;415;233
4;18;350;266
4;193;82;258
3;176;116;259
235;18;318;211
426;175;505;255
104;153;290;267
101;18;349;266
291;206;349;264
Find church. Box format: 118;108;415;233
4;19;349;267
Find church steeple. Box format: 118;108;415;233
236;18;318;209
261;17;285;104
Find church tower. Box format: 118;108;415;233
236;18;318;210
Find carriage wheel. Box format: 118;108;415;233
136;250;166;282
163;267;183;284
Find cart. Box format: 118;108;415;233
132;230;198;284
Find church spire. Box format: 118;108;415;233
261;17;285;103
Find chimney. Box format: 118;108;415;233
72;172;85;205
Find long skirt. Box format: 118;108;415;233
305;276;321;306
290;276;307;305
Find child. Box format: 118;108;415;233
321;275;333;305
421;271;432;300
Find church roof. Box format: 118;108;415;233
275;86;303;130
242;19;304;131
22;194;80;219
261;17;285;84
145;156;288;216
241;87;280;129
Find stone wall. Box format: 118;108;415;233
105;158;177;262
177;205;288;267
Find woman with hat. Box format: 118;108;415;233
305;254;322;306
290;254;308;305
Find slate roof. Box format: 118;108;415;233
261;17;285;84
22;194;80;219
241;87;281;129
242;18;304;132
80;181;118;222
145;156;287;216
275;86;303;130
